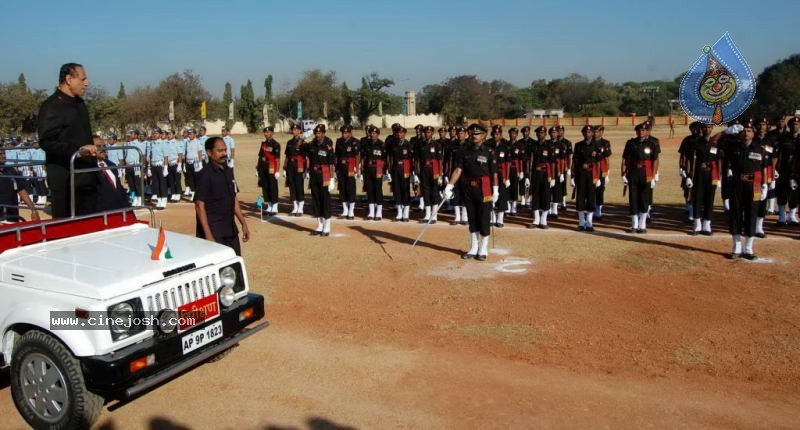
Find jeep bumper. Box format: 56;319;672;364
80;293;267;398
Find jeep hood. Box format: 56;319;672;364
0;223;236;300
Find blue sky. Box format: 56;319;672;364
1;0;797;98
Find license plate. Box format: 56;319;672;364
182;320;223;355
178;294;220;331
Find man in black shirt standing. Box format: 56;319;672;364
37;63;98;217
195;137;250;256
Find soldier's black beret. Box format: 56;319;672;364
521;126;531;132
423;125;434;133
455;126;468;133
367;125;380;134
263;126;274;132
635;122;651;131
313;124;326;133
339;125;352;133
468;123;487;135
106;133;118;140
187;128;196;134
534;126;546;133
491;125;502;134
581;124;593;132
290;123;302;131
509;128;518;134
592;125;604;131
788;117;799;127
414;124;424;131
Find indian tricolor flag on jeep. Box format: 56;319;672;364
150;226;173;260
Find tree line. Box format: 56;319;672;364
1;53;797;135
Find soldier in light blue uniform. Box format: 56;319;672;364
183;128;203;200
222;126;236;168
165;129;183;202
28;137;48;205
149;128;168;209
196;126;209;163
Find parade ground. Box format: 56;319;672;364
1;125;798;429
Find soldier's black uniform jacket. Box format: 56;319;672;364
689;136;722;175
361;138;387;173
284;136;307;172
455;143;497;182
257;138;281;175
389;138;414;168
775;132;798;176
334;136;359;175
444;139;467;175
725;139;767;186
528;139;554;176
308;137;335;169
572;139;601;179
415;138;443;175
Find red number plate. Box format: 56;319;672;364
178;294;220;331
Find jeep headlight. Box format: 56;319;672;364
220;266;237;288
218;285;235;308
108;299;144;341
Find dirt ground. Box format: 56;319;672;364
1;125;799;429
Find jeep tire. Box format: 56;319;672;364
10;331;103;430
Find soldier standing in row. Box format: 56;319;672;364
361;125;387;220
775;117;799;225
517;126;535;208
284;123;306;216
507;127;524;215
307;124;335;236
593;125;612;220
556;125;573;211
410;124;425;211
622;122;660;233
549;126;566;218
724;120;767;259
389;126;413;222
257;126;281;216
754;118;777;237
150;129;169;209
526;126;554;229
679;122;701;221
686;124;720;235
165;130;183;203
488;125;509;227
334;125;359;220
445;126;469;225
416;126;444;223
184;128;203;201
572;125;601;231
222;126;236;168
444;124;498;261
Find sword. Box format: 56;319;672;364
411;195;449;248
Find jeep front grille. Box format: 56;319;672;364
145;273;218;312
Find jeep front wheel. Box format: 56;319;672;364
10;331;103;430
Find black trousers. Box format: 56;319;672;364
151;166;167;198
574;171;596;212
551;173;564;203
627;169;650;215
595;176;607;206
364;168;383;204
392;167;411;205
337;167;357;202
168;164;182;195
309;171;331;218
287;171;305;201
260;172;279;204
47;163;96;218
530;169;551;211
465;182;492;236
691;170;716;220
508;167;520;201
775;176;798;208
218;235;241;256
125;168;141;197
185;162;197;191
420;166;440;207
494;174;509;211
728;179;758;236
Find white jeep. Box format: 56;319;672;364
0;209;267;429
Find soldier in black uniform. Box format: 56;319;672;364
307;124;336;236
686;124;720;235
526;126;554;229
754;118;777;236
572;125;601;231
622;122;660;233
592;125;612;220
445;126;469;225
487;125;510;227
679;122;702;222
766;115;787;141
444;124;498;261
556;125;573;210
548;127;566;218
507;127;524;215
361;125;387;220
415;126;444;223
334;125;359;219
775;117;799;225
256;126;281;216
517;126;535;207
389;126;413;222
723;120;767;259
410;124;425;210
283;123;306;216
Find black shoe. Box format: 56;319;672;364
701;230;713;236
729;253;740;260
430;220;436;224
586;226;595;232
402;218;409;222
577;226;585;232
776;221;786;227
539;224;548;230
320;232;330;237
450;220;459;225
495;223;503;228
310;231;320;236
689;230;699;236
527;223;536;229
755;232;766;238
637;228;647;234
375;217;382;221
366;216;374;220
742;253;756;260
347;216;354;220
461;253;475;260
418;219;428;223
476;254;487;261
790;220;800;226
595;215;603;221
460;221;468;225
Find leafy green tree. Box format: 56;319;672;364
341;82;353;126
751;54;800;117
290;69;342;121
117;82;126;99
354;72;394;125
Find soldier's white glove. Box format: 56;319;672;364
654;172;660;182
651;180;657;189
227;159;235;168
685;178;693;188
504;179;511;188
570;177;575;187
559;174;565;182
622;175;629;186
194;161;203;172
518;172;524;180
761;184;768;200
724;124;744;135
384;173;392;183
791;179;798;190
444;183;455;200
566;169;572;176
595;179;602;187
715;182;721;189
726;169;733;178
328;177;336;192
437;176;444;186
255;170;260;178
679;168;687;178
303;172;309;181
770;181;776;190
146;167;152;177
443;176;449;184
605;175;610;185
412;174;420;184
524;178;531;188
549;179;555;188
357;173;363;182
492;186;499;204
774;171;780;180
162;166;168;177
274;171;280;179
